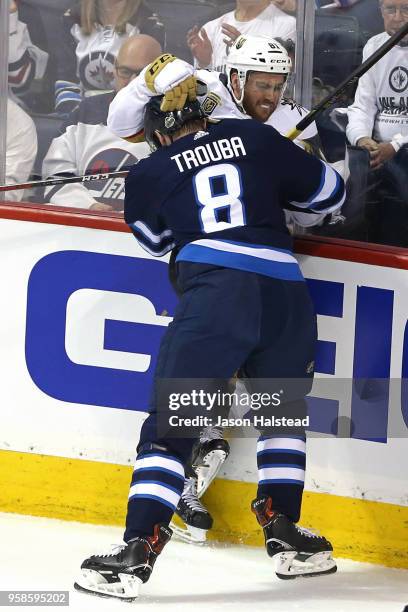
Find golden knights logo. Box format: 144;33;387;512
235;36;246;50
202;93;222;116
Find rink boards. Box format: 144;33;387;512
0;204;407;568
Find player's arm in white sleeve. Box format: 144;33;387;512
107;54;197;141
346;42;377;146
42;126;97;209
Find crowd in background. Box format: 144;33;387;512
3;0;408;247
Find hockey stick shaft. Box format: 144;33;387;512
286;21;408;140
0;170;129;193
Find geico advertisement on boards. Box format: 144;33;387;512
0;219;407;483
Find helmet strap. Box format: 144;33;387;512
229;68;248;112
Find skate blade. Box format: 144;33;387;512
275;551;337;580
196;449;229;497
170;515;208;544
74;569;142;600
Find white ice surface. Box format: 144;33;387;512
1;512;407;612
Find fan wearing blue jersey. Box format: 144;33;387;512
74;97;345;601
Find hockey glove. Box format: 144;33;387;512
145;53;197;112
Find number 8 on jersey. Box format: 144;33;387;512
193;163;246;233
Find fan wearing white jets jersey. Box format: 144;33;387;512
54;0;165;113
347;0;408;245
42;35;160;210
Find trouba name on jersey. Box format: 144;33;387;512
170;136;247;173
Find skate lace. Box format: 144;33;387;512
96;543;127;557
295;526;321;539
199;426;224;443
182;477;208;512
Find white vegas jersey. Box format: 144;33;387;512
107;68;333;228
199;4;296;72
108;67;317;145
347;32;408;146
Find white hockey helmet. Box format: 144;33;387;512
226;35;292;105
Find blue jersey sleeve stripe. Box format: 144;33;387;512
131;220;173;245
307;161;326;204
55;80;80;93
129;226;175;257
290;163;341;209
133;239;175;257
290;164;345;214
55;91;81;104
309;175;346;212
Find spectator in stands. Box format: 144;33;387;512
319;0;384;41
346;0;408;246
320;0;362;7
187;0;296;71
5;98;38;203
8;0;49;111
55;0;165;113
42;34;161;211
270;0;297;15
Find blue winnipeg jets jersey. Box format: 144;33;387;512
125;119;345;282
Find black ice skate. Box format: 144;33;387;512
170;476;213;544
192;427;230;496
74;523;172;600
251;496;337;579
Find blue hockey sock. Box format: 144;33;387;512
124;451;185;541
256;435;306;523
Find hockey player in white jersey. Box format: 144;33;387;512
108;36;320;152
107;35;342;545
108;35;346;220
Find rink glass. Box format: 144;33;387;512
1;0;407;248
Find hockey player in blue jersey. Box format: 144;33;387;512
108;38;348;546
74;96;345;600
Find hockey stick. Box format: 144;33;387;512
0;170;129;193
286;21;408;141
